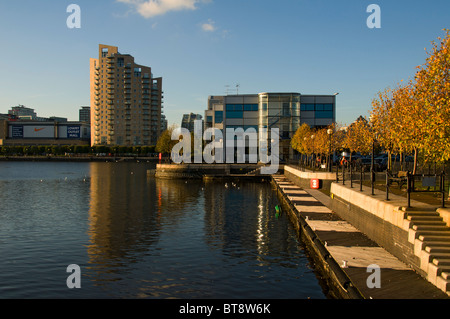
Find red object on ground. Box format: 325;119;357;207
310;179;320;189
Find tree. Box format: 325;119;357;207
155;125;178;156
413;29;450;164
291;123;312;155
343;116;373;163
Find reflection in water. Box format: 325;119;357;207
0;161;325;299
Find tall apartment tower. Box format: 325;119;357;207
90;44;163;146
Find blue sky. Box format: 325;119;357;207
0;0;449;127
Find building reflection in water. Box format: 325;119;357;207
86;163;297;294
203;180;292;265
87;162;161;274
86;162;204;283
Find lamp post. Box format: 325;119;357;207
327;129;333;172
311;134;315;172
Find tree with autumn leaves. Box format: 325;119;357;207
370;29;450;174
291;122;345;168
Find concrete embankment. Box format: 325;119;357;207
272;170;450;299
154;163;280;180
0;156;158;162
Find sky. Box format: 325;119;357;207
0;0;449;127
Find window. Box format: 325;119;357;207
228;111;243;118
118;58;124;67
324;104;333;111
215;111;223;123
244;104;258;112
283;103;290;116
134;68;142;77
301;104;315;111
315;111;334;119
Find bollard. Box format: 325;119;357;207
386;170;389;201
360;165;363;192
407;172;411;208
342;165;345;185
350;164;353;188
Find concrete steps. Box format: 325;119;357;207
407;209;450;296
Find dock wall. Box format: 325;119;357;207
284;165;336;191
329;183;422;275
272;179;364;299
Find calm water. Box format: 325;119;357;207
0;161;326;299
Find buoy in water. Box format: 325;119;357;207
275;205;281;218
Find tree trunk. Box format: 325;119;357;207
413;147;418;175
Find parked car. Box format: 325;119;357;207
356;157;383;172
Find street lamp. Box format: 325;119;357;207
327;129;333;172
311;134;315;172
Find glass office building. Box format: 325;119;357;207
205;92;336;162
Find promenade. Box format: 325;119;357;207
272;173;449;299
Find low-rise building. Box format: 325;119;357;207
0;120;90;146
204;92;337;162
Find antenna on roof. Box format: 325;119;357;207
225;85;231;95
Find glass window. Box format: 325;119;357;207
227;111;243;119
283;103;290;116
301;104;315;111
324;104;333;111
315;104;324;111
244;104;258;111
315;111;334;119
215;111;223;123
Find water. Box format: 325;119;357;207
0;161;326;299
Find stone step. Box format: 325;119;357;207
433;258;450;266
442;272;450;280
412;230;450;244
410;220;448;227
421;253;450;273
417;231;450;238
407;211;441;217
408;216;444;222
426;261;450;287
426;246;450;253
425;241;450;249
419;235;450;242
413;225;450;231
436;276;450;294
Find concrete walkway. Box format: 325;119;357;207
272;175;449;299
